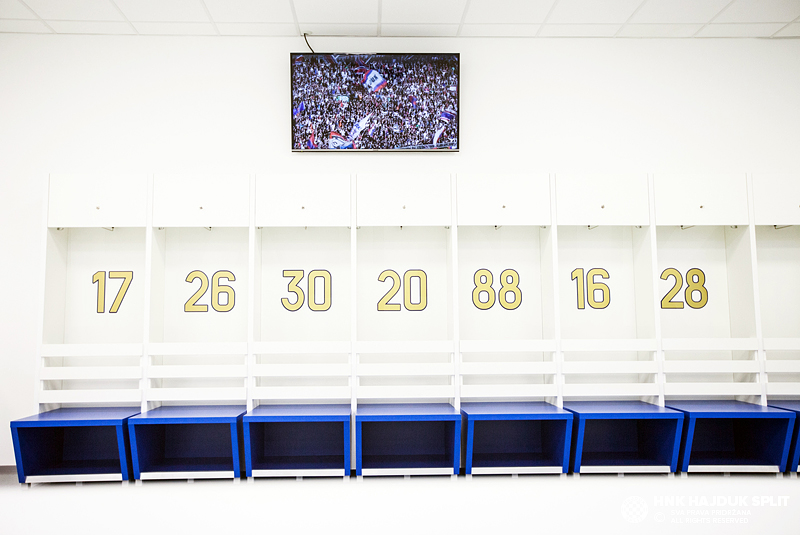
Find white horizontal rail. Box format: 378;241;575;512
145;387;246;402
361;468;453;476
41;343;143;358
140;471;235;480
687;465;779;473
26;474;123;483
562;383;659;397
561;339;657;352
251;469;345;478
460;384;558;398
39;389;141;404
562;361;658;374
766;383;800;396
763;338;800;351
40;366;141;380
356;385;455;399
580;466;670;474
358;363;454;376
355;340;453;354
765;361;800;373
148;342;248;356
460;361;557;375
251;341;351;354
471;467;562;475
663;360;760;374
147;365;247;379
252;363;350;377
251;386;351;400
661;338;758;352
663;382;761;396
459;339;557;353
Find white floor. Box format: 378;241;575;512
2;470;799;534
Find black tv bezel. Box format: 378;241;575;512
290;52;460;153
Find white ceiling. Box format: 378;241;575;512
0;0;799;38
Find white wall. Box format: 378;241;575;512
1;34;799;465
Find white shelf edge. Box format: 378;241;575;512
252;341;351;354
148;342;248;356
459;339;557;353
26;473;123;483
139;471;235;480
41;343;143;358
355;341;454;354
561;361;658;374
661;338;758;352
361;468;453;476
763;338;800;351
251;364;351;377
471;466;562;475
579;466;670;474
40;366;142;380
662;361;760;374
251;469;346;478
686;465;779;473
460;362;557;375
357;363;454;377
560;339;657;353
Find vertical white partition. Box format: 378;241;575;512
39;174;148;410
146;174;250;406
456;173;558;404
654;173;760;402
752;173;800;399
251;174;352;406
355;174;456;405
555;173;659;402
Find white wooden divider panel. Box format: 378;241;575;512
456;173;551;226
654;174;749;226
555;173;650;226
255;174;351;227
752;174;800;225
153;174;250;227
48;174;148;228
357;173;451;227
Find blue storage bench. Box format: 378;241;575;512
10;407;139;484
243;404;350;478
461;402;572;475
768;401;800;472
128;405;245;481
355;403;461;476
667;400;794;473
564;401;684;474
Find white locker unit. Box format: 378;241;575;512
555;173;659;403
35;171;798;424
355;173;457;406
654;173;761;403
252;174;353;408
456;174;558;404
40;174;148;408
146;174;251;409
752;173;800;399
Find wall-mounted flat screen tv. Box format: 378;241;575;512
291;53;459;151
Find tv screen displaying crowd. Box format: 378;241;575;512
291;54;459;151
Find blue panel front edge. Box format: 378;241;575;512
779;414;795;473
680;417;696;472
465;419;474;475
452;419;461;475
561;417;573;473
10;425;24;483
791;417;800;473
128;421;141;480
230;422;240;476
243;421;253;478
355;421;362;476
670;417;684;473
115;424;129;481
572;418;585;473
343;420;350;476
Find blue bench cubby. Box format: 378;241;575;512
667;400;795;473
10;407;140;484
461;402;572;475
355;403;461;476
768;401;800;472
243;404;350;478
128;405;246;480
563;401;684;474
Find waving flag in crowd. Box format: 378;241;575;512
440;108;457;123
328;131;355;149
409;95;418;108
433;125;446;145
307;125;317;149
361;69;388;92
347;113;373;141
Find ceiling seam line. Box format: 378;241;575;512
457;0;471;37
288;0;301;37
769;13;800;38
199;0;220;36
691;0;737;38
109;0;138;35
535;0;560;37
16;0;56;33
614;0;650;38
